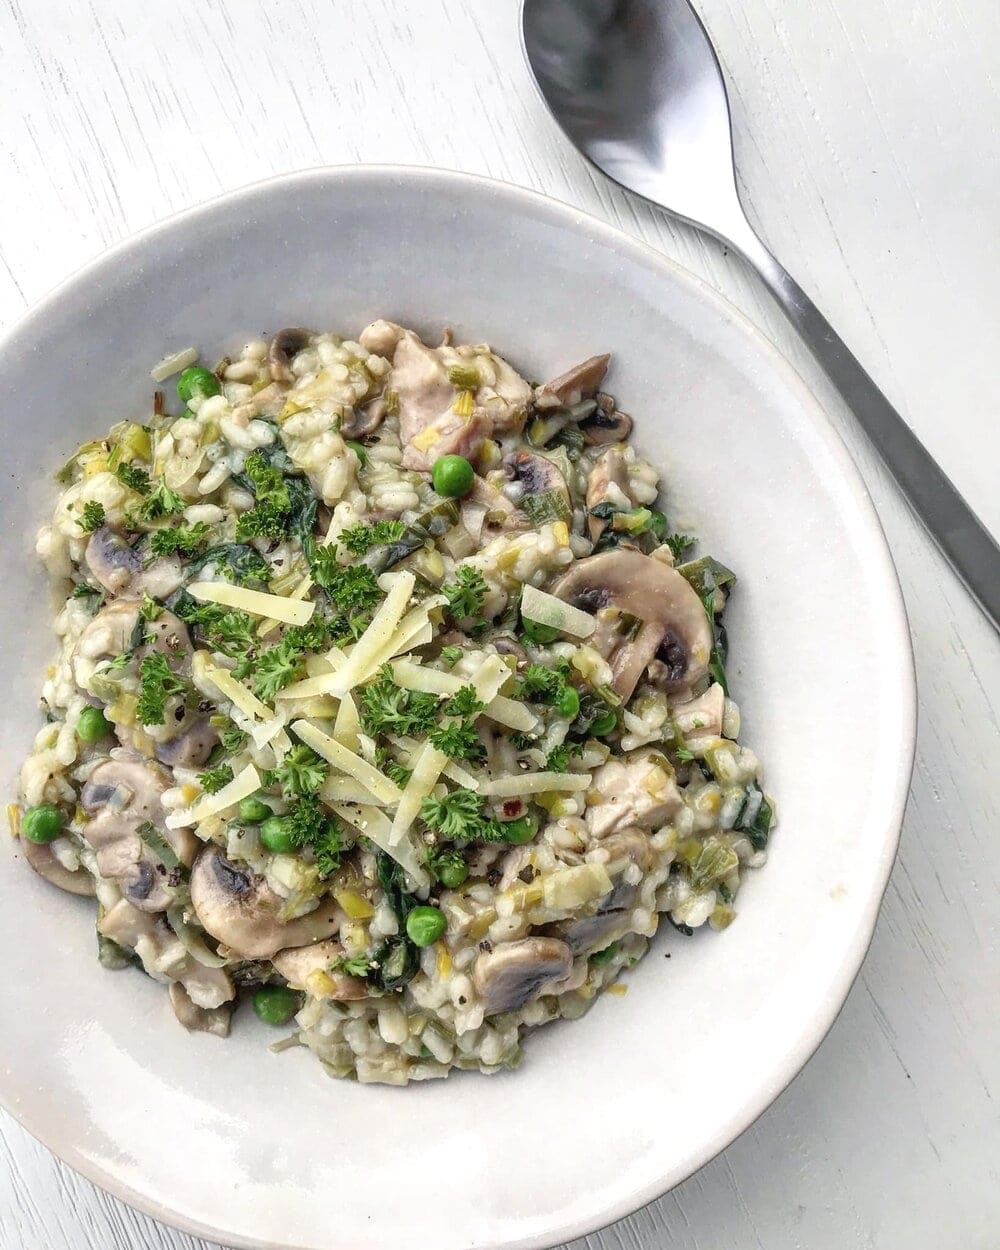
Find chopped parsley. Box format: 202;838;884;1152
234;451;293;541
139;593;162;621
198;764;234;794
428;718;485;763
217;725;246;755
340;520;406;555
277;795;345;877
71;582;103;604
420;788;507;842
666;532;695;561
148;522;208;558
544;741;582;773
329;952;371;977
115;462;151;495
359;666;440;737
517;661;570;704
441;566;487;619
136;653;187;725
78;501;106;533
311;554;383;616
374;746;413;789
274;744;329;797
248;639;306;702
439;646;462;668
174;597;258;659
137;482;185;522
443;685;485;717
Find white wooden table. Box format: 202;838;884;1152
2;2;998;1247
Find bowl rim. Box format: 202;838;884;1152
0;163;916;1250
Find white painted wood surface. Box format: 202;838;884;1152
1;0;997;1246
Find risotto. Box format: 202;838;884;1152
13;321;773;1083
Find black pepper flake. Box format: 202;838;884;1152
478;939;494;953
486;867;502;887
458;995;467;1005
517;866;536;884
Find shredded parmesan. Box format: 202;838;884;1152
291;720;403;805
326;572;415;694
333;690;361;751
332;803;430;891
187;581;315;626
388;657;508;845
203;664;274;722
150;347;198;382
520;584;595;639
478;771;593;796
391;659;539;733
165;764;262;829
258;574;313;638
321;776;381;806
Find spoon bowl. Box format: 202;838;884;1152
523;0;1000;628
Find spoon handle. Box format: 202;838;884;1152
729;219;1000;629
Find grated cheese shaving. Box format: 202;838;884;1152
187;581;315;626
203;664;274;722
519;583;595;639
326;572;415;695
391;659;539;733
478;771;593;797
331;803;430;892
165;764;261;829
258;574;313;638
291;720;403;806
321;776;381;806
333;690;361;752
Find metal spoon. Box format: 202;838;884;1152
522;0;1000;628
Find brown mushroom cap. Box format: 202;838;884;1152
268;328;312;383
342;395;387;440
550;550;712;701
272;938;368;1000
190;847;343;959
473;937;574;1016
501;450;571;518
22;839;96;896
538;354;611;407
168;982;234;1038
580;393;633;445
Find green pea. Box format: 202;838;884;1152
433;850;468;889
176;365;221;404
77;706;111;743
345;439;368;466
558;686;580;719
259;815;296;854
405;905;447;947
522;618;560;645
21;804;64;844
590;709;618;737
238;796;272;823
431;454;475;498
252;985;301;1026
504;814;538;845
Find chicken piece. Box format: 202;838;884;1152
381;326;532;470
585;751;682;838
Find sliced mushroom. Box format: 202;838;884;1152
85;526;141;594
84;526;182;600
22;838;95;896
190;847;343;959
550;550;712;701
585;446;631;541
473;937;574;1016
81;755;198;909
342;395;387;440
491;635;528;664
462;475;531;539
580;393;633;445
538;354;611;407
169;982;234;1037
154;719;219;769
501;450;571;521
99;899;236;1010
272;939;368;999
268;328;312;383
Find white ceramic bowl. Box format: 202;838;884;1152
0;167;914;1250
